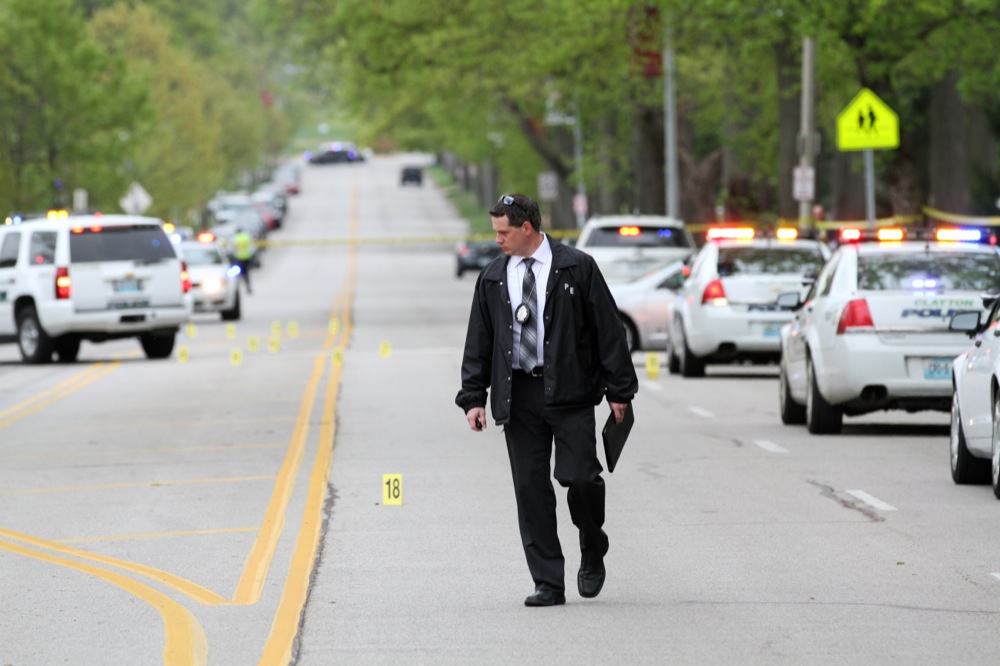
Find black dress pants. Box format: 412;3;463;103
504;371;609;592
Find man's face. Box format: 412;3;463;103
491;215;532;257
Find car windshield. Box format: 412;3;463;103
182;245;225;265
70;225;176;262
858;251;1000;291
585;226;689;248
716;246;826;276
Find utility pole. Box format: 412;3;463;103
663;24;679;219
797;37;816;229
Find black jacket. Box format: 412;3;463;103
456;238;638;424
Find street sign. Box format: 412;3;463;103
537;172;558;202
836;88;899;151
793;166;815;202
119;182;153;215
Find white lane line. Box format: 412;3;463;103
688;407;714;418
642;381;663;392
846;490;898;512
990;573;1000;582
753;440;788;454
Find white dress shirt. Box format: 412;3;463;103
507;234;551;369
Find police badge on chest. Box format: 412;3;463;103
515;303;531;324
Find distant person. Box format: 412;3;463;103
456;193;638;607
232;226;253;294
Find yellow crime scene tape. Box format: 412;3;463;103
246;228;581;248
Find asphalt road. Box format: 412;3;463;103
2;155;1000;665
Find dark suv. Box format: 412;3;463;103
400;166;423;186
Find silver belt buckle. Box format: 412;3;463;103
530;366;543;377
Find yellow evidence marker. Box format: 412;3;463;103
177;346;190;363
247;336;260;353
645;353;660;380
225;323;236;339
287;321;299;338
271;320;283;337
332;348;344;367
379;341;392;359
382;474;403;506
328;319;340;335
268;336;281;353
230;348;243;366
186;323;197;339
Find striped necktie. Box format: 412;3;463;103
519;258;538;370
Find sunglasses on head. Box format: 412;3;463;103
498;195;525;211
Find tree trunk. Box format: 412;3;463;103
775;38;800;220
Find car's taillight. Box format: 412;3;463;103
55;267;71;299
702;279;727;305
837;298;874;334
181;261;191;293
458;243;470;257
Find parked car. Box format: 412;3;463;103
176;232;241;321
948;292;1000;493
610;260;687;352
576;215;695;283
778;226;1000;434
667;226;830;377
0;214;192;362
455;238;502;277
308;142;365;164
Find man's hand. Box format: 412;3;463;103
609;401;628;425
466;407;486;432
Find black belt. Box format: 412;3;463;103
515;366;544;377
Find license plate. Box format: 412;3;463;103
924;357;952;380
762;322;783;337
108;299;150;310
114;278;141;293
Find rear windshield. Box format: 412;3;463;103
717;246;826;276
69;225;176;263
585;226;689;249
858;251;1000;291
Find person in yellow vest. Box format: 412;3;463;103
232;227;253;294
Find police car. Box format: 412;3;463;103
576;215;695;283
176;232;241;321
0;214;192;363
947;292;1000;494
666;227;830;376
778;226;1000;434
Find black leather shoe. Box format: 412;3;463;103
524;589;566;607
578;554;606;598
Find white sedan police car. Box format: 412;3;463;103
948;292;1000;494
666;227;830;377
176;232;241;321
779;227;1000;434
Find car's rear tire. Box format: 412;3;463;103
951;391;989;484
17;305;53;364
678;325;705;378
992;394;1000;499
666;332;680;374
806;355;842;434
141;332;176;359
221;292;241;321
54;336;81;363
779;361;806;425
456;264;464;278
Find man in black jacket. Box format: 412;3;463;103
456;193;638;607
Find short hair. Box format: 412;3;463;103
489;193;542;232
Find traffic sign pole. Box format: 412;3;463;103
864;150;876;228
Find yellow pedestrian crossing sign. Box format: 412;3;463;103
837;88;899;151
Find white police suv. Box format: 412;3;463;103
576;215;695;283
666;226;830;377
0;214;192;363
778;226;1000;434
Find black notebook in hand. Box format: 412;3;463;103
601;402;634;473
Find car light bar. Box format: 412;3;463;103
775;227;798;240
706;227;755;241
197;231;216;243
618;226;641;236
935;228;982;243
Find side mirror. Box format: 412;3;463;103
776;291;802;311
949;310;982;338
801;269;818;287
981;291;1000;310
